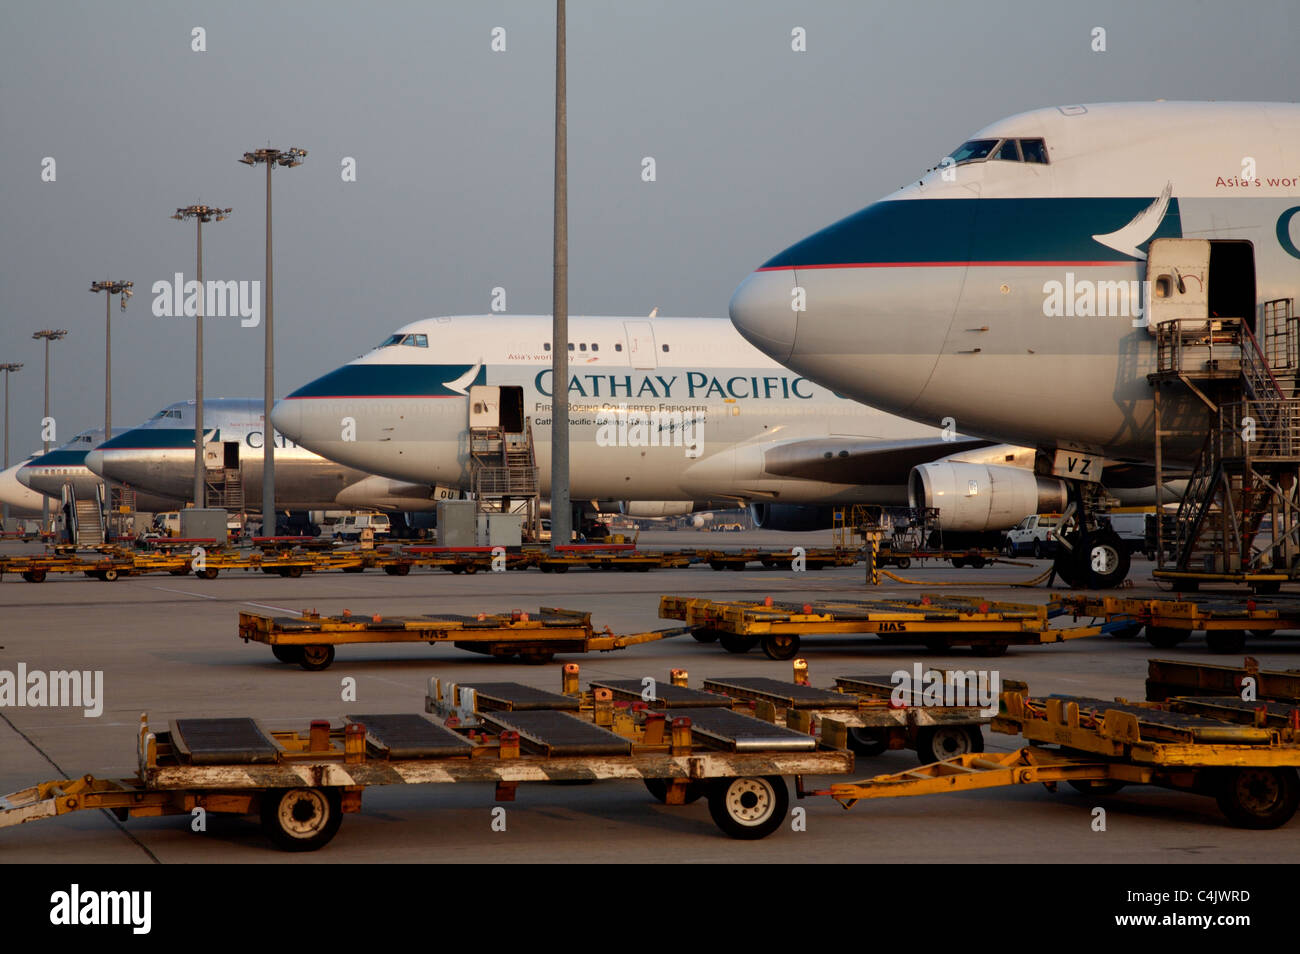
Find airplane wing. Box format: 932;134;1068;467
759;436;995;485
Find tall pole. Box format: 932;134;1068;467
196;216;204;507
550;0;571;549
172;206;230;509
264;158;274;535
90;281;131;537
32;331;67;536
104;291;111;443
238;146;304;536
1;363;21;524
43;338;50;534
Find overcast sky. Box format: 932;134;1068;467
1;0;1295;454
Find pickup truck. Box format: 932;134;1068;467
1002;514;1061;558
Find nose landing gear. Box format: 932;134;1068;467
1050;487;1131;589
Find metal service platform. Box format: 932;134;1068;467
238;606;691;669
660;593;1103;659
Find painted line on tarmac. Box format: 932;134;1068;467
146;584;219;600
244;600;303;614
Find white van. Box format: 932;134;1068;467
332;512;392;541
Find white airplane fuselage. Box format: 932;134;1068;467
729;102;1300;469
272;315;1000;507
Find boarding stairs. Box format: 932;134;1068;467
62;482;106;547
205;468;244;510
468;419;540;538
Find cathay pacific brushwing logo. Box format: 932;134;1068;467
443;360;484;396
1091;181;1173;259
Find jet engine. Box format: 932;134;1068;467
748;503;837;531
908;462;1067;531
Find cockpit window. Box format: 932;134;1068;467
1019;138;1048;163
378;333;429;348
992;139;1021;162
947;137;1049;167
946;139;998;164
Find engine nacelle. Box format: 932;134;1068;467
619;501;695;518
909;462;1067;532
748;503;837;531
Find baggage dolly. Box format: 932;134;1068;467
1058;592;1300;653
238;606;690;669
660;593;1103;659
811;658;1300;830
0;666;853;850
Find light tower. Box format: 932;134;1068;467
90;279;133;534
0;362;22;524
31;329;68;535
171;205;232;507
238;146;306;534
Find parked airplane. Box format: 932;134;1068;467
270;313;1064;539
0;456;48;519
84;399;448;514
19;427;182;513
729;101;1298;583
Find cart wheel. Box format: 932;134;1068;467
551;564;569;574
1205;630;1247;654
383;563;411;576
298;644;335;671
197;568;219;580
707;776;788;840
761;633;801;661
1215;767;1300;830
709;561;725;571
846;728;889;756
538;562;553;573
22;569;46;583
260;787;343;851
342;565;365;574
691;628;721;643
950;557;967;569
718;633;758;654
644;778;703;804
102;568;119;582
284;565;304;579
462;564;478;575
271;645;304;664
1145;626;1189;649
169;567;189;576
969;642;1009;657
1067;779;1126;795
896;557;911;569
916;725;983;763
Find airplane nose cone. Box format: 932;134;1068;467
729;270;798;364
270;399;301;442
84;449;105;477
